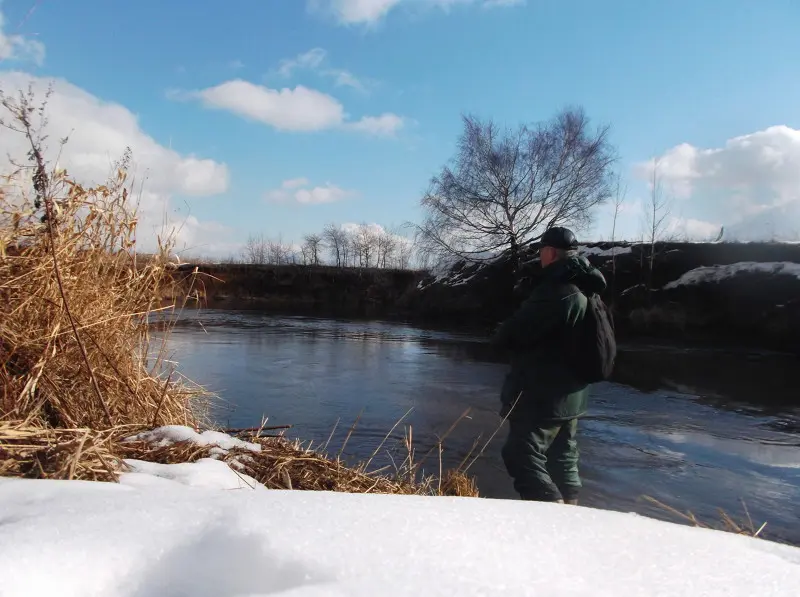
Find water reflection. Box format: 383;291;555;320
165;310;800;546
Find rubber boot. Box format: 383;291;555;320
565;499;579;506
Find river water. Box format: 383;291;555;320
164;310;800;545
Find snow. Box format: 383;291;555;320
122;458;263;490
664;261;800;289
1;462;799;597
125;425;262;453
579;245;633;258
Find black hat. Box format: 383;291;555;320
540;226;578;250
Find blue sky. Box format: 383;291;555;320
2;0;800;256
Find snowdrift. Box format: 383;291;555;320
0;463;798;597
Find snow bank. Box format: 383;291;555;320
0;469;798;597
664;261;800;289
579;245;633;258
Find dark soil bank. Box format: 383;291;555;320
168;242;800;354
166;264;419;319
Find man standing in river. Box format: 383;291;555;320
490;226;614;505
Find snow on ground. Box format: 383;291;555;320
1;462;799;597
664;261;800;289
579;245;633;258
122;458;263;490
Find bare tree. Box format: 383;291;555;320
341;229;355;267
323;223;347;267
641;158;672;289
609;174;627;289
375;229;397;268
302;233;323;266
395;234;415;269
416;107;616;274
350;223;378;268
267;236;292;265
242;233;269;264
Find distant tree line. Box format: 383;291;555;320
239;222;420;270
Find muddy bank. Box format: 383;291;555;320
168;242;800;354
165;263;419;318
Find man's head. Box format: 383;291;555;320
539;226;579;267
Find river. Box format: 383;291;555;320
163;310;800;545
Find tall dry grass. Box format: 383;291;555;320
0;87;211;478
0;87;205;430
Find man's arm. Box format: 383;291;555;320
490;294;562;352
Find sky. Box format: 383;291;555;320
1;0;800;258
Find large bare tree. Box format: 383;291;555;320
417;107;616;270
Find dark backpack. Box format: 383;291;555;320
572;292;616;383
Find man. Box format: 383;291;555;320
490;226;609;505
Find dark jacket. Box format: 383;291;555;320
490;255;607;422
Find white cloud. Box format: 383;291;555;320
308;0;523;25
184;79;404;135
276;47;369;93
0;71;231;255
188;80;345;132
346;113;405;136
281;177;311;189
636;125;800;242
265;179;355;205
666;217;722;241
325;68;367;92
277;48;327;77
0;12;45;65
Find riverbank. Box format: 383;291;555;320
167;240;800;354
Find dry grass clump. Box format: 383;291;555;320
439;469;480;497
0;421;127;481
0;88;211;480
0;87;207;432
118;435;429;495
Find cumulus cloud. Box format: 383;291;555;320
182;79;404;135
636;125;800;242
265;179;355;205
187;80;345;132
0;12;45;65
0;71;231;255
308;0;524;25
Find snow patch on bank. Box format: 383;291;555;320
664;261;800;289
0;474;798;597
579;245;633;258
124;425;261;453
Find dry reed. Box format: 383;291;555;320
642;495;769;540
0;87;211;479
0;88;208;431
